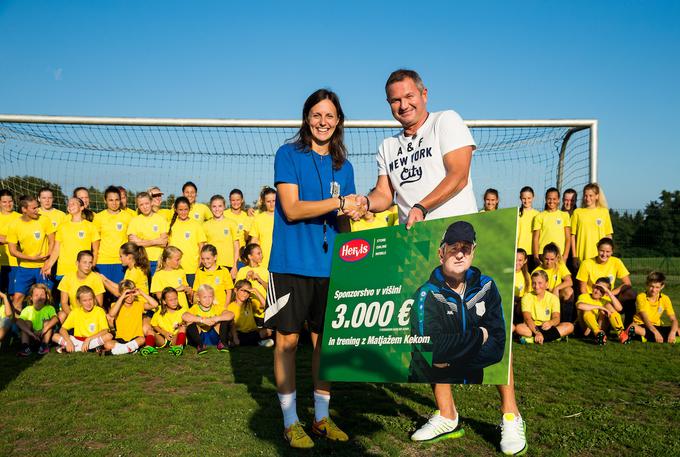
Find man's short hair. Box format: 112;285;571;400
385;69;425;95
18;195;36;209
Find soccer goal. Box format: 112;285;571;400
0;114;597;211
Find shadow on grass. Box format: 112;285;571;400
0;332;40;391
229;343;433;456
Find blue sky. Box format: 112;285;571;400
1;0;678;210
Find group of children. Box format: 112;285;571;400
511;183;678;345
0;182;277;356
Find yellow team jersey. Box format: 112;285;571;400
0;211;21;267
227;300;259;333
532;263;571;291
224;210;252;246
576;257;629;294
168;218;206;274
633;293;674;326
189;203;212;223
514;269;530;298
235;265;268;318
249;212;274;268
121;208;137;218
186;304;225;332
93;209;133;264
114;300;145;341
6;216;55;268
151;268;189;308
203;217;239;267
55;220;100;277
38;207;67;230
571;207;613;261
351;214;390;232
517;208;538;254
127;213;169;264
532;210;570;255
193;266;234;307
150;306;187;334
124;266;149;294
576;292;608;311
58;272;106;309
62;306;109;338
157;208;173;222
521;291;560;325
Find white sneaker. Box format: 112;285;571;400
411;410;464;442
258;338;274;348
500;413;527;455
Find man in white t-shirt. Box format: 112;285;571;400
353;69;527;455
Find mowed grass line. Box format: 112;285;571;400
2;337;679;457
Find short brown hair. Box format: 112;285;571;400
385;69;425;95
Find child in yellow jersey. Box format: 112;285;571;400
151;246;192;308
515;271;573;344
350;209;390;232
53;285;113;353
105;279;159;355
228;279;274;347
7;195;56;311
167;196;206;285
127;192;169;275
0;189;21;295
576;277;630;345
235;243;269;327
513;249;531;326
94;186;133;285
181;181;212;223
225;189;253;249
15;284;59;356
38;187;67;230
150;287;187;355
193;245;234;308
57;250;105;319
516;187;538;269
182;284;234;354
570;183;613;263
532;187;571;266
249;187;276;268
204;195;240;279
532;243;574;321
44;197;101;279
628;272;678;343
576;237;636;325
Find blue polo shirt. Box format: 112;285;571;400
269;142;356;277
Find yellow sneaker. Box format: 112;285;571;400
284;421;314;449
312;417;349;441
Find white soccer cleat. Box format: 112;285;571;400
411;410;464;442
500;413;527;455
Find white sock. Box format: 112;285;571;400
57;336;66;346
88;337;104;349
126;340;139;352
314;391;330;422
278;391;299;428
111;342;128;355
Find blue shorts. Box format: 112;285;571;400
149;261;158;277
186;274;195;288
13;267;53;296
97;264;126;284
200;328;220;346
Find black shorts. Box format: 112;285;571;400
641;326;672;341
264;272;329;334
237;331;261;346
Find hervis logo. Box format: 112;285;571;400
339;239;370;262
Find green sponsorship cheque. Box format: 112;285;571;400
320;208;517;385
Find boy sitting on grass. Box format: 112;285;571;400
105;279;160;355
515;270;574;344
53;285;113;353
16;284;59;356
576;277;630;345
628;271;678;343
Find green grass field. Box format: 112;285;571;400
1;283;678;456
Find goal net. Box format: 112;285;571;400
0;116;596;212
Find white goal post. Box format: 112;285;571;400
0;114;597;211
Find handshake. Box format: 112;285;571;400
338;194;370;221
